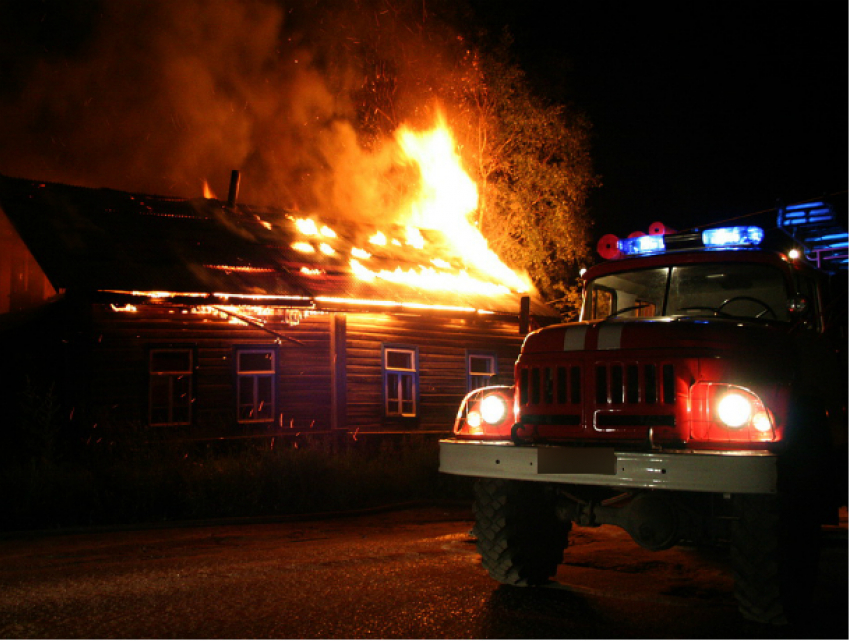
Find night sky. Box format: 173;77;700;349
482;1;848;238
0;1;846;246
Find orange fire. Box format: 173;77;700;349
288;113;531;298
203;179;217;200
391;114;530;293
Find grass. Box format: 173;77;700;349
1;381;472;532
1;432;472;532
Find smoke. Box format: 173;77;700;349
0;0;471;220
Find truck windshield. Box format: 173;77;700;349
584;264;790;322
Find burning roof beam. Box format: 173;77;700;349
210;306;305;345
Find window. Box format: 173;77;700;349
149;348;193;426
585;268;668;320
383;345;418;417
236;348;276;422
667;264;789;321
589;285;615;319
584;263;790;322
467;352;497;391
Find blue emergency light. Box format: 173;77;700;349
610;225;766;258
702;226;764;248
617;235;665;256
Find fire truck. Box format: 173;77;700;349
440;201;847;625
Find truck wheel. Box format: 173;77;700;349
730;493;820;625
473;478;569;586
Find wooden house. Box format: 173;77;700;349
0;173;557;445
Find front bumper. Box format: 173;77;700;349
439;439;777;494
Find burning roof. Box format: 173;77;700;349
0;174;556;318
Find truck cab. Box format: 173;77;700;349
440;202;847;626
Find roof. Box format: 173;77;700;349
0;174;556;318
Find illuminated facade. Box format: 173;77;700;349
0;175;557;443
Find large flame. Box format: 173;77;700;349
366;114;529;294
396;114;531;292
288;113;530;298
396;116;479;232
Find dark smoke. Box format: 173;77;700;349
0;0;471;220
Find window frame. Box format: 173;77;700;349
382;344;419;418
148;346;195;427
466;350;498;391
234;345;278;424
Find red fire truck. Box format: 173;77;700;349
440;201;847;625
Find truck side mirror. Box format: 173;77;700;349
788;295;809;315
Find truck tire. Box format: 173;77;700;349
730;493;820;625
473;478;569;586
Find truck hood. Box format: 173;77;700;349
523;316;791;357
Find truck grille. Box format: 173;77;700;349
518;361;677;431
595;362;675;405
520;362;675;407
519;364;582;406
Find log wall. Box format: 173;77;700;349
81;304;526;438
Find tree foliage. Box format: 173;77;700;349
452;37;599;312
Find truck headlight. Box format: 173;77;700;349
689;382;777;443
480;394;508;425
717;392;752;428
454;385;515;438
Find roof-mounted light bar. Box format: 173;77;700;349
605;224;766;259
617;234;665;256
701;226;764;248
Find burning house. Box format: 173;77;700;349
0;168;557;445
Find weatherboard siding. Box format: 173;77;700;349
344;313;523;433
86;306;333;436
77;305;523;438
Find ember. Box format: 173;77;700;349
205;265;276;273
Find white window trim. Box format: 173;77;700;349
383;345;418;417
467;351;498;391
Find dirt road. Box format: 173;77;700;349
0;505;846;638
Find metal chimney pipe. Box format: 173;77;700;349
227;169;241;207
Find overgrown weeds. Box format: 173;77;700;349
1;426;470;532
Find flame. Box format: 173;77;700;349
393;113;529;293
396;115;479;230
294;217;336;238
291;242;315;253
294;218;319;235
205;264;276;273
349;259;511;296
273;113;531;300
405;227;425;249
369;231;387;246
203;179;217;200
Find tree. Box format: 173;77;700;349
451;35;599;314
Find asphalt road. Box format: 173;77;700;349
0;505;846;639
